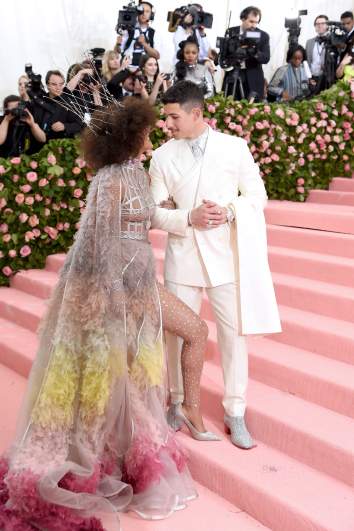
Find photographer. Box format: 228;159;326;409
118;1;160;69
66;63;103;112
0;95;46;158
173;4;211;63
41;70;83;141
139;55;171;104
305;15;329;92
340;11;354;57
268;45;311;102
107;68;149;101
221;6;270;101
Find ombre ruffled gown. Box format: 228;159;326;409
0;161;197;531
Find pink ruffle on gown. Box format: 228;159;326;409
0;161;197;530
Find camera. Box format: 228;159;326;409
5;101;29;121
25;64;44;97
167;4;213;31
85;48;105;83
116;1;147;33
217;28;261;69
284;9;307;47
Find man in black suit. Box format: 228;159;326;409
340;11;354;57
221;6;270;101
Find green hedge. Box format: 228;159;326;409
0;81;353;286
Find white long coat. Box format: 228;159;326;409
150;126;281;335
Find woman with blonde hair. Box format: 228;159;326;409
102;50;130;82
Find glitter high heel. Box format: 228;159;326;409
175;406;221;442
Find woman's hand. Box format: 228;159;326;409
160;196;176;210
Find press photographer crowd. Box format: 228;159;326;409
1;3;353;158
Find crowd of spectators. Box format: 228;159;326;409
1;3;353;158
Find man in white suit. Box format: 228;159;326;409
150;81;281;449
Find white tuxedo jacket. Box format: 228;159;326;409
150;126;281;335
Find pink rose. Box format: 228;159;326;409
297;178;305;185
0;165;5;174
209;118;217;129
25;231;35;242
39;178;49;187
264;105;271;114
12;174;20;183
0;197;7;209
8;249;17;258
0;223;8;233
249;108;258;116
2;233;11;243
57;178;65;187
307;154;314;161
72;166;81;175
255;121;264;130
56;222;64;231
30;160;38;169
73;188;83;198
275;108;285;118
288;146;296;154
44;208;51;217
47;154;57;165
75;158;86;168
339;142;345;150
271;153;280;161
297;186;305;194
68;180;76;187
333;135;341;143
63;222;70;230
344;163;351;172
15;193;25;205
35;194;43;202
264;157;272;164
44;226;58;239
32;228;41;237
2;266;12;277
28;214;39;227
224;116;231;124
156;119;165;128
10;157;21;164
207;104;216;113
20;245;32;257
26;171;37;182
20;184;32;193
19;213;29;223
25;196;34;205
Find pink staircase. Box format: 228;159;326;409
1;180;354;530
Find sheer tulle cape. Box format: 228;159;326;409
0;162;196;531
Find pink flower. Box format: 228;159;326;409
156;119;165;128
0;223;8;233
288;146;296;154
8;249;17;258
207;104;216;113
20;184;32;193
56;222;64;231
28;214;39;227
68;180;76;187
26;171;37;182
0;165;5;174
209;118;217;129
297;178;305;185
255;121;264;130
12;174;20;182
15;193;25;205
75;157;86;168
57;178;65;187
10;157;21;164
63;222;70;230
73;188;83;198
29;160;38;169
339;142;345;150
2;233;11;243
25;231;35;242
25;196;34;205
344;163;351;172
264;105;271;114
47;154;57;165
271;153;280;161
224;116;231;124
39;178;49;187
249;108;258;116
72;166;81;175
32;228;41;237
44;226;58;239
307;154;314;161
341;104;348;115
333;135;341;143
2;266;12;276
35;194;43;202
20;245;31;257
44;208;51;217
297;186;305;194
275;108;285;118
0;183;3;191
0;197;7;209
19;212;29;223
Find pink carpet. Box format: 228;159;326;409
1;181;354;530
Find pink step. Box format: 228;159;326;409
273;272;354;322
0;287;46;333
265;200;354;235
268;246;354;287
200;362;354;488
11;269;59;299
0;364;27;453
118;482;269;531
0;318;37;377
266;224;354;259
308;189;354;206
247;336;354;418
45;253;66;273
330;177;354;192
177;426;354;531
272;305;354;365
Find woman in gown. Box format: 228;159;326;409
0;97;218;531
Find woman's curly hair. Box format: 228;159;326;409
80;97;157;170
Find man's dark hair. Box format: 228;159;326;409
286;44;307;63
314;14;329;25
340;11;353;20
45;70;65;84
161;81;204;109
240;6;262;22
3;95;21;109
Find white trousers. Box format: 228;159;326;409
164;281;248;417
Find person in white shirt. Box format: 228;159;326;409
305;14;329;94
173;4;210;64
